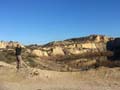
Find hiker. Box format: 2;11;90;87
15;44;22;70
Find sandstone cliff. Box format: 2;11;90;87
0;41;24;49
0;35;119;71
28;35;113;57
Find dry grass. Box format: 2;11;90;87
0;49;119;72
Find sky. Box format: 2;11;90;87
0;0;120;45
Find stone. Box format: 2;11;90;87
31;50;43;57
68;48;82;55
52;46;65;56
67;44;76;48
31;49;48;57
43;51;49;57
0;41;24;49
103;36;110;42
81;43;96;49
25;49;31;53
76;44;82;48
0;41;7;48
95;35;101;42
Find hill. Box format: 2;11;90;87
0;35;120;90
0;35;119;71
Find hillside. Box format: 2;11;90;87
0;35;119;71
43;34;113;47
0;35;120;90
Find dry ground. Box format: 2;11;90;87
0;61;120;90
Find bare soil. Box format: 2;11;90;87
0;64;120;90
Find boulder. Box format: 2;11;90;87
25;49;31;53
52;46;65;56
31;49;48;57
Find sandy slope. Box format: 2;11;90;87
0;62;120;90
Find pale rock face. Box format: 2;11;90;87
76;44;82;48
0;42;7;48
95;43;107;52
43;51;49;57
31;50;42;57
67;44;76;48
103;36;110;42
31;49;48;57
93;35;110;43
95;35;101;42
43;47;51;51
81;43;96;49
0;41;24;49
68;48;87;55
68;49;80;55
52;46;65;56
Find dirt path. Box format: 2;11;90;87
0;63;120;90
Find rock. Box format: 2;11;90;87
103;36;110;42
81;43;96;49
0;41;24;49
52;46;65;56
31;50;42;57
25;49;31;53
68;48;81;55
43;47;51;51
95;35;101;42
0;41;7;48
95;43;106;52
76;44;82;48
31;49;48;57
68;48;88;55
67;44;76;48
43;51;49;57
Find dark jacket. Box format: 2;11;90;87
15;47;22;55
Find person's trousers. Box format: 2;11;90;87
16;55;22;69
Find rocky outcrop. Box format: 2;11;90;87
0;41;24;49
52;46;65;56
0;35;111;58
81;43;96;49
27;35;113;57
31;49;48;57
65;35;113;43
0;35;119;72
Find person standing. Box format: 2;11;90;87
15;44;22;70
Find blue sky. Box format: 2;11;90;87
0;0;120;45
